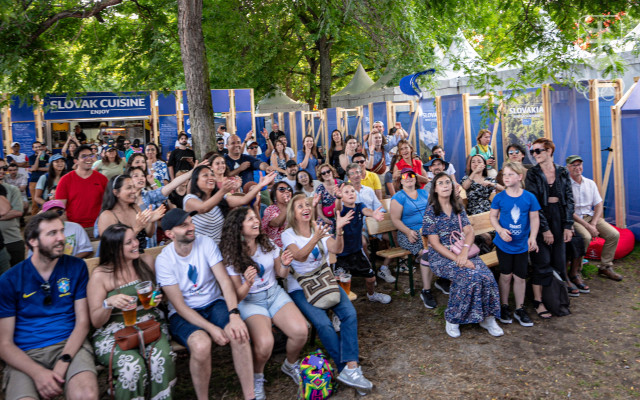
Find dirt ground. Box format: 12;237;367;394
2;246;637;400
163;245;640;400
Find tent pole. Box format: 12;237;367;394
150;91;159;145
611;105;626;228
176;91;184;135
408;100;419;149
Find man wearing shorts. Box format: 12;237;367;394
0;212;97;400
156;208;255;400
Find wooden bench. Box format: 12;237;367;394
467;211;498;268
366;211;415;296
85;245;187;352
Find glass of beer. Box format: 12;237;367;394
338;273;351;295
122;299;137;326
135;281;153;310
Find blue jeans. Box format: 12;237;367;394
289;287;358;372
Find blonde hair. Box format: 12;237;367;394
502;161;526;188
286;194;315;236
476;129;491;142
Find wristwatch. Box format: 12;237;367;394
229;308;240;316
58;354;72;363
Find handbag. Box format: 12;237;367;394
291;240;341;309
368;156;387;174
108;318;161;399
450;214;480;258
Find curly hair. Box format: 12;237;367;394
220;207;275;274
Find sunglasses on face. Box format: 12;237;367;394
320;170;332;176
277;186;293;193
0;166;7;171
79;154;95;160
248;146;258;150
401;173;416;180
529;148;546;155
508;150;520;155
41;282;52;306
353;160;365;164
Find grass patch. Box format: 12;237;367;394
582;263;599;278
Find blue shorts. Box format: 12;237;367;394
238;284;293;320
168;299;229;351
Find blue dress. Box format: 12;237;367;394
421;205;500;324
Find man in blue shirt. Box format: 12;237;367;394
0;212;97;400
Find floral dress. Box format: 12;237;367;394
421;206;500;324
315;179;343;233
92;281;176;400
460;175;496;215
150;161;169;185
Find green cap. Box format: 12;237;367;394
566;155;583;165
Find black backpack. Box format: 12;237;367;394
542;271;571;317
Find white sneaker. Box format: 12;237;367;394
332;314;341;332
445;321;460;338
337;366;373;392
377;265;396;283
254;373;267;400
479;316;504;337
367;292;391;304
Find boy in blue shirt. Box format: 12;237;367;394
0;212;97;400
335;182;391;304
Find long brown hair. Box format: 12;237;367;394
98;224;155;285
220;207;275;274
429;172;463;216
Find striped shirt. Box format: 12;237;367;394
183;194;225;243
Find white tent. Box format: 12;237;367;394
332;64;375;97
256;87;308;113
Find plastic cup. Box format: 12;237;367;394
122;299;137;326
339;273;352;295
135;281;153;310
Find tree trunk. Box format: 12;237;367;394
177;0;215;159
306;56;319;110
317;34;332;109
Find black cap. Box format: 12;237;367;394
161;208;197;231
285;160;298;168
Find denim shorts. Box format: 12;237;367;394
238;284;293;320
169;299;229;351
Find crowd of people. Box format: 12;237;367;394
0;122;624;399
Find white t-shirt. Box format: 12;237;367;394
27;221;92;258
226;242;280;294
285;147;295;159
278;176;297;191
281;228;330;293
155;236;224;316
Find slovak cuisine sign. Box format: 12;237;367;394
43;92;151;119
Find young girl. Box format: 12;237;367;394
490;161;541;326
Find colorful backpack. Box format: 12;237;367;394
298;349;334;399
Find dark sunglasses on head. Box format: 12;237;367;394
277;186;293;192
529;148;546;155
41;282;52;306
320;170;332;176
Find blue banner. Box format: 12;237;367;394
11;122;37;156
158;116;178;156
43;92;151;120
419;99;438;160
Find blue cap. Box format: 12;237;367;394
50;154;65;162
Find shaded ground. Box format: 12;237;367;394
2;247;638;400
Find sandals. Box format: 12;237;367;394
566;283;580;297
569;274;590;293
533;300;552;319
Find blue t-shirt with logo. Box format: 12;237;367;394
491;190;541;254
0;255;88;351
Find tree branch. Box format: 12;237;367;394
26;0;125;47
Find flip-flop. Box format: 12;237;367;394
569;274;590;293
533;300;552;319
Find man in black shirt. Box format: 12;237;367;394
216;137;228;155
73;125;87;144
225;135;272;186
167;132;196;179
268;122;285;147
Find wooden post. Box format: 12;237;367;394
33;95;43;143
386;100;394;129
250;89;256;135
589;80;603;191
491;99;502;158
355;106;363;141
1;95;12;148
542;84;552;139
610;105;626;227
462;93;472;155
323;109;329;148
435;96;443;146
228;89;236;134
407;101;420;147
150;91;159;145
368;103;373;133
289;112;296;151
176;90;184;134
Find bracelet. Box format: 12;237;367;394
336;231;344;236
463;244;470;248
282;263;291;268
103;299;113;310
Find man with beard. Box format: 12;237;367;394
0;212;98;400
155;209;255;400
